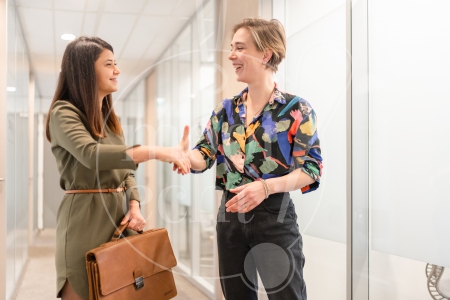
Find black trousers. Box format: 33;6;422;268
216;191;307;300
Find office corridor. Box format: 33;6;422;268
14;230;209;300
2;0;449;299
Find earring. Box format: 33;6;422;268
262;61;267;69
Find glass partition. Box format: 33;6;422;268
6;0;30;298
367;0;450;299
169;24;193;270
154;0;216;295
274;1;347;299
156;34;194;269
117;80;146;189
191;0;216;285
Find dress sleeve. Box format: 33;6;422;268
191;101;224;173
289;101;323;193
124;172;140;202
49;102;138;171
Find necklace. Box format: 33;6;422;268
250;105;265;118
245;86;275;123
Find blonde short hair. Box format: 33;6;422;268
232;18;286;72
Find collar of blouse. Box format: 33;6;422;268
233;84;287;125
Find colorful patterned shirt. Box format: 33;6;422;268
192;86;322;193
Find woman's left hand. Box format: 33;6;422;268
120;200;146;232
227;181;267;213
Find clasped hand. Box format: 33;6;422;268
121;200;146;232
226;181;266;213
168;126;191;175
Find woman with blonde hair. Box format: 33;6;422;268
46;36;190;300
180;18;322;299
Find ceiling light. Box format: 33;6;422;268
7;87;16;92
61;33;76;41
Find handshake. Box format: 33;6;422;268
125;125;206;175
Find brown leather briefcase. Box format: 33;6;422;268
86;224;177;299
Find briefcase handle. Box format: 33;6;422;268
111;222;144;242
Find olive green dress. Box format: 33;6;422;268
48;100;141;299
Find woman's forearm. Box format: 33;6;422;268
266;169;315;195
127;146;205;173
188;149;207;171
125;146;172;164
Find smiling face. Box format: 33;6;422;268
228;27;267;84
94;49;120;102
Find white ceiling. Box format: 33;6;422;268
16;0;203;100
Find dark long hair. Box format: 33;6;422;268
46;36;122;141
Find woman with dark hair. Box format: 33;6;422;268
46;36;190;300
178;18;323;299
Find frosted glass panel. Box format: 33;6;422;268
277;1;347;299
154;1;216;292
369;0;450;267
120;80;146;190
191;0;216;284
284;0;346;244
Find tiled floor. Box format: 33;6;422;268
14;229;210;300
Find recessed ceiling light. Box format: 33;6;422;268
61;33;76;41
7;87;16;92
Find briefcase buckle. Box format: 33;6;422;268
135;276;144;290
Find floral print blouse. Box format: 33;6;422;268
192;85;323;194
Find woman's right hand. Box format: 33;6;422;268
168;126;191;175
167;146;191;175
